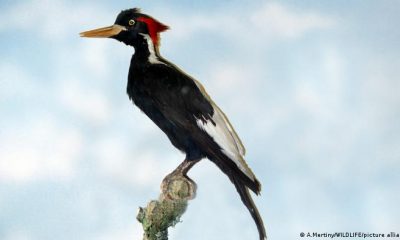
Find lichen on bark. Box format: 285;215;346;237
136;173;196;240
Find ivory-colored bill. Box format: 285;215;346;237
79;24;127;38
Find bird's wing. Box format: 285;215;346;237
192;79;246;156
147;64;255;181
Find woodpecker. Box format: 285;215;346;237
80;8;266;240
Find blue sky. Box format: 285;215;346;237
0;0;399;240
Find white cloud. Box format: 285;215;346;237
0;62;38;101
160;2;335;46
2;231;32;240
58;78;112;125
251;2;335;39
294;48;346;119
92;135;181;188
94;227;141;240
364;185;400;230
0;118;83;182
0;0;109;41
80;41;111;77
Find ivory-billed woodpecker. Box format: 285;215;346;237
80;8;266;240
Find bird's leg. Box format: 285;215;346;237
174;158;200;176
161;159;200;200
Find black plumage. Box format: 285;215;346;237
80;8;266;240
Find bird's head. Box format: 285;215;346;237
80;8;169;48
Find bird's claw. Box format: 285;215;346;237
161;172;197;201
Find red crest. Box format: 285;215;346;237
137;17;169;46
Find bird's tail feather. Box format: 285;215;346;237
206;151;267;240
233;176;267;240
194;132;266;239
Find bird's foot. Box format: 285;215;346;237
161;169;196;201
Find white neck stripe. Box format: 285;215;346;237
139;33;164;65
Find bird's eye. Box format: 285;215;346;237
128;19;135;26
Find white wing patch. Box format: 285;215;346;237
213;104;246;156
192;79;246;155
192;79;255;180
196;109;255;181
192;78;255;181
